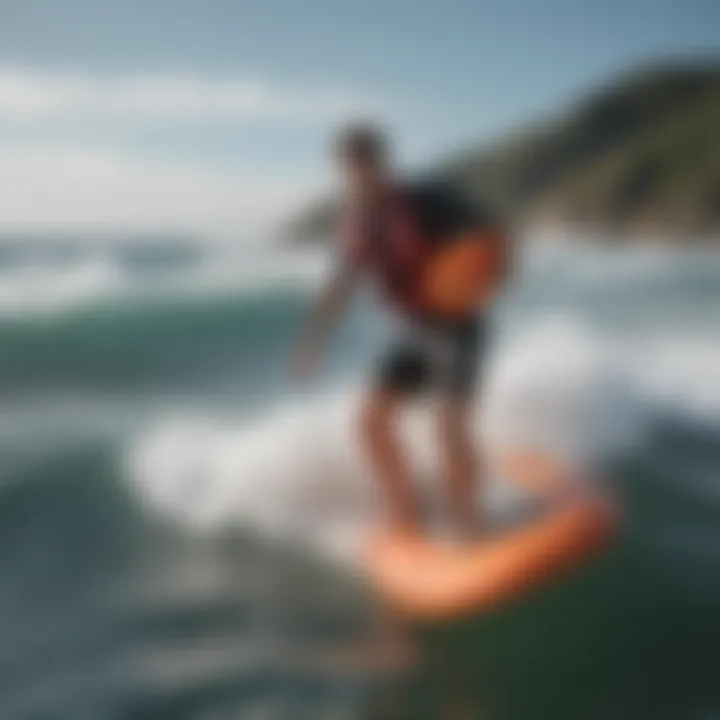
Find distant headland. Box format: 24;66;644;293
288;59;720;244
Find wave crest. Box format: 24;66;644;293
126;318;652;561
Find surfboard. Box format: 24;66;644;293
363;454;618;621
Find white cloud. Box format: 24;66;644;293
0;67;380;231
0;67;378;124
0;142;316;233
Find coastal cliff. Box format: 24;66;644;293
289;60;720;243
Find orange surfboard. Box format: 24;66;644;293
363;456;618;621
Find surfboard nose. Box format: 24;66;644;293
363;487;618;621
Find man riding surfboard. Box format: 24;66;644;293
293;123;509;539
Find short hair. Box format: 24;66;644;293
335;122;387;163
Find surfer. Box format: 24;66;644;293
293;123;509;538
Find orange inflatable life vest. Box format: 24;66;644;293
419;231;507;318
342;182;506;318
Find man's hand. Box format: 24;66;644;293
289;262;358;384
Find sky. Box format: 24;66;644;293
0;0;717;235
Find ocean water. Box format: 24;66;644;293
0;235;719;719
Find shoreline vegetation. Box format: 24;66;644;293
287;58;720;245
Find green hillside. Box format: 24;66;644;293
289;59;720;242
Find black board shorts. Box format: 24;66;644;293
374;315;488;398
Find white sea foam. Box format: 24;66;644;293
0;259;124;316
127;392;379;561
125;317;667;563
0;242;328;318
482;317;646;461
124;243;720;562
635;336;720;427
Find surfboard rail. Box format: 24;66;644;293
364;491;618;620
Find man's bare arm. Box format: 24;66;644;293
292;264;358;379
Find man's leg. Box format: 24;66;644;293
435;318;485;537
359;389;423;532
437;397;479;536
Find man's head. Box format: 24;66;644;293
334;122;390;200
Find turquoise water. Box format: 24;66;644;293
0;237;718;719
